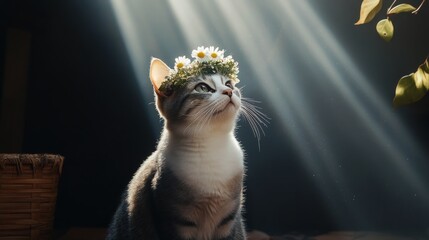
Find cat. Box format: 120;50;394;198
107;50;267;240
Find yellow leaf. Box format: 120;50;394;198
393;58;429;107
388;3;416;15
416;58;429;90
376;19;394;42
393;73;426;107
355;0;383;25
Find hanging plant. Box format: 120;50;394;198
355;0;428;107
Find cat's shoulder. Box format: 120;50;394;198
127;152;160;194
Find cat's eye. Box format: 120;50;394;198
194;83;214;93
225;81;234;89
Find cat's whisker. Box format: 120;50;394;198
184;100;220;136
196;102;219;128
242;103;270;127
242;109;262;141
197;100;224;134
240;108;259;136
241;109;263;148
196;98;233;135
241;97;261;104
194;108;211;135
245;110;269;137
242;98;270;123
240;98;270;149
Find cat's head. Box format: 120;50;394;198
150;58;242;136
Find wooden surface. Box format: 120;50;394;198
55;228;427;240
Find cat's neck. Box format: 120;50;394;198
158;128;244;194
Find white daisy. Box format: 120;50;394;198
191;46;209;62
207;46;224;60
174;56;191;70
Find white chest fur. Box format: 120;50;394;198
163;132;244;195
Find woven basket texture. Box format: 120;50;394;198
0;154;63;240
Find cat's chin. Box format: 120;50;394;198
212;102;236;116
209;100;239;123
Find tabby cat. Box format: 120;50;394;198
107;48;267;240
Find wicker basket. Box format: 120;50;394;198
0;154;64;240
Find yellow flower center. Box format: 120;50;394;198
176;62;184;69
211;53;218;58
197;52;205;58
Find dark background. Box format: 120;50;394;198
2;0;429;236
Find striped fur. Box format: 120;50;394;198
107;59;246;240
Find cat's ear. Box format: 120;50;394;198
150;58;171;97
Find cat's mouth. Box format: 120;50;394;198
213;101;236;116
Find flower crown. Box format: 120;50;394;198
159;46;239;93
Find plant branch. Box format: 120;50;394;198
413;0;426;14
387;0;398;13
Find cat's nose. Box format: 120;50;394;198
223;89;233;97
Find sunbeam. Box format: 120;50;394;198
110;0;429;232
210;0;369;225
288;0;429;201
111;0;189;134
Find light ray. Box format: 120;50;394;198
210;0;365;224
111;0;429;230
290;0;429;200
110;0;191;135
